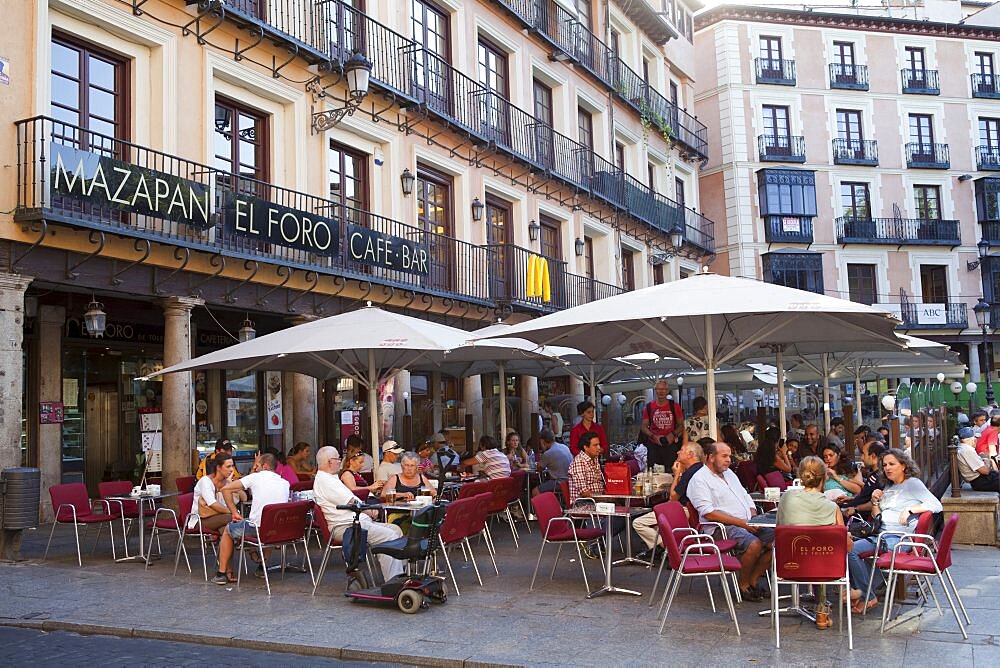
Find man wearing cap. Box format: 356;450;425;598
430;432;460;474
957;427;1000;492
196;439;242;481
375;442;405;482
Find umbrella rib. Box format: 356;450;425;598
715;315;803;366
632;321;704;367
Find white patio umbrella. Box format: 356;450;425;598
147;306;524;461
474;272;904;438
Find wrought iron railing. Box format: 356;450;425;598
755;58;796;85
763;215;814;244
977;146;1000;171
899;302;968;329
493;0;708;159
901;68;940;94
758;135;806;162
832;138;878;166
971;73;1000;98
835;216;960;245
906;142;950;169
829;63;868;90
15;115;493;304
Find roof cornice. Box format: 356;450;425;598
695;5;1000;41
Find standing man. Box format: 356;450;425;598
196;439;240;481
683;397;712;444
827;417;845;449
687;442;773;602
313;446;405;580
640;379;685;471
787;414;805;442
212;453;290;584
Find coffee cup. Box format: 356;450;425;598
146;484;160;496
790;478;803;488
130;485;142;497
764;487;781;502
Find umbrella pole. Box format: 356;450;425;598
822;353;831;437
705;315;717;440
367;349;380;463
776;346;787;438
855;369;863;427
498;362;507;441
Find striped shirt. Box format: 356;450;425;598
474;449;512;479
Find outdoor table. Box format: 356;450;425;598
104;491;179;564
591;493;660;566
749;512;816;623
566;505;650;599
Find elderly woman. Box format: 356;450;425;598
339;447;384;495
383;452;437;502
847;448;942;613
821;443;863;497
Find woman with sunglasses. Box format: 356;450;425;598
339;446;385;495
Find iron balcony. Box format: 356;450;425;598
832;139;878;166
829;63;869;90
901;68;940;95
906;143;950;169
898;302;968;330
756;58;796;86
836;216;960;246
758;135;806;163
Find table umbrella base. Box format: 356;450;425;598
587;585;642;599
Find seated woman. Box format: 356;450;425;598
416;442;436;474
504;431;529;469
287;441;317;476
754;434;794;478
383;452;438;502
776;456;852;629
846;448;942;613
339;447;384;496
821;443;863;498
266;447;299;485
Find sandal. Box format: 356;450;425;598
851;597;878;614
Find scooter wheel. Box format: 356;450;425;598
397;589;423;614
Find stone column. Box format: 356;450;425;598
393;370;411;443
287;316;317;451
281;371;296;452
37;305;65;521
568;376;585;404
463;375;483;443
0;273;31;473
431;371;443;433
968;342;982;383
161;297;203;490
520;375;538;437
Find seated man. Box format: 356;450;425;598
533;429;573;497
956;426;1000;492
568;431;625;551
313;446;405;580
460;436;512;480
430;432;461;474
196;439;240;481
687;442;774;602
375;441;405;483
632;440;706;559
841;442;887;518
212;453;290;585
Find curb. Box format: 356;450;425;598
0;620;522;667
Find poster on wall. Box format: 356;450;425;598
340;410;361;450
265;371;283;432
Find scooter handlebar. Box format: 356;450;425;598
335;502;382;513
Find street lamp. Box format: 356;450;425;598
967;238;991;271
966;381;978;414
974;298;995;406
310;52;374;133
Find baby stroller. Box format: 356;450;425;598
338;500;450;613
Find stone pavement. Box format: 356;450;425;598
1;518;997;667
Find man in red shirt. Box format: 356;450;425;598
640;379;684;471
976;412;1000;457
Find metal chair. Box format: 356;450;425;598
437;492;492;595
43;483;122;567
528;492;604;594
170;492;220;581
236;500;315;595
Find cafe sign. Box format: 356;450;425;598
223;192;340;256
50;143;211;228
346;224;429;276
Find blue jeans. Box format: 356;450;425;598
848;534;900;600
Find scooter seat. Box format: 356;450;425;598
371;537;429;560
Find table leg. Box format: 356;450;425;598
587;515;641;599
613;511;651;567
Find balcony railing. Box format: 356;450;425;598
899;302;968;329
982;221;1000;244
906;143;950;169
901;68;940;94
978;146;1000;171
755;58;796;85
764;215;814;244
835;216;960;246
832;139;878;166
681;208;716;256
15;116;496;304
829;63;869;90
971;73;1000;98
493;0;708;159
486;243;625;312
758;135;806;162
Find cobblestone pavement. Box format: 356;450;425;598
1;518;998;667
0;626;399;667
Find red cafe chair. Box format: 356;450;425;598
529;492;604;594
236;500;314;595
43;483;122;566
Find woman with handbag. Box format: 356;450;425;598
845;448;942;614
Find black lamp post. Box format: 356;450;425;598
974;298;995;406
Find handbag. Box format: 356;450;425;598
848;514;883;540
604;461;631;496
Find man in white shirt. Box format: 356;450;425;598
375;442;405;482
189;455;233;531
957;427;1000;492
313;446;405;580
687;442;773;601
212;453;291;585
